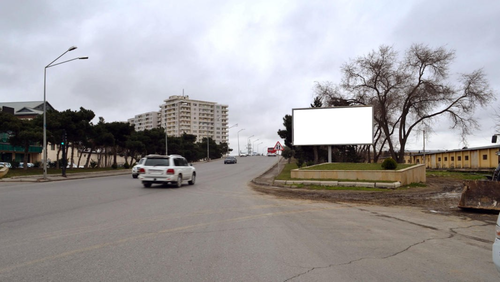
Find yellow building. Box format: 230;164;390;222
404;145;500;169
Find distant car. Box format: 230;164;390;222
224;156;237;164
131;158;146;178
67;163;84;168
138;154;196;188
19;162;35;168
0;162;12;168
239;154;247;157
493;213;500;272
267;153;277;157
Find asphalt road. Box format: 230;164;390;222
0;156;498;281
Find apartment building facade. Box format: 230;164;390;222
130;95;229;144
127;111;159;131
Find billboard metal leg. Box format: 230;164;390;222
328;146;332;163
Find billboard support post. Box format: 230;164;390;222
328;146;332;163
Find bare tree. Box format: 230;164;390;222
316;44;495;162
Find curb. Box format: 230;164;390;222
0;171;130;182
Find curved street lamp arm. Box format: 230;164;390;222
45;46;77;68
47;57;88;68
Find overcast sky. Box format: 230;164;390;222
1;0;499;154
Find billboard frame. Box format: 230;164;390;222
292;106;374;147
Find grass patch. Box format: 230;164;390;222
405;182;426;188
275;163;300;181
426;170;489;180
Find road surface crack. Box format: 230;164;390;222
283;234;451;281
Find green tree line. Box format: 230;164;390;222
0;107;229;169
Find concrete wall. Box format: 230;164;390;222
291;164;426;186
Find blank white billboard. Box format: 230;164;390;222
292;106;373;146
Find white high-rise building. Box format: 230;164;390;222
159;95;229;144
128;95;229;144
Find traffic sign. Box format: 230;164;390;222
274;141;284;151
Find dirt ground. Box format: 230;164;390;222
252;164;498;222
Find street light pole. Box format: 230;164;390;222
43;46;88;180
165;128;168;156
206;126;210;161
252;139;259;155
237;129;245;156
227;124;238;155
257;142;263;155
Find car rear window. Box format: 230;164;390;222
144;158;169;166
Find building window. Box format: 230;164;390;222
458;156;461;161
438;157;441;162
444;157;447;161
465;155;469;161
483;155;488;160
451;157;454;161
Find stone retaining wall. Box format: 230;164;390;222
290;164;425;186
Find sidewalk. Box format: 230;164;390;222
0;170;130;182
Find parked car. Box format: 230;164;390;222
138;154;196;188
67;163;84;168
493;213;500;272
131;158;146;178
267;153;277;157
224;156;237;164
0;162;12;168
18;162;35;168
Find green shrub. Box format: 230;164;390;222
111;163;118;169
381;158;397;170
306;161;315;167
296;158;304;168
90;160;97;168
123;162;130;169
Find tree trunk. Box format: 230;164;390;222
56;146;61;169
22;144;29;170
85;146;94;168
70;143;75;168
77;147;84;168
113;146;118;167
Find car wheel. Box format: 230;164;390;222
175;174;182;188
188;173;196;185
132;174;138;179
143;182;152;188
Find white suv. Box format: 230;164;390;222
138;154;196;188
